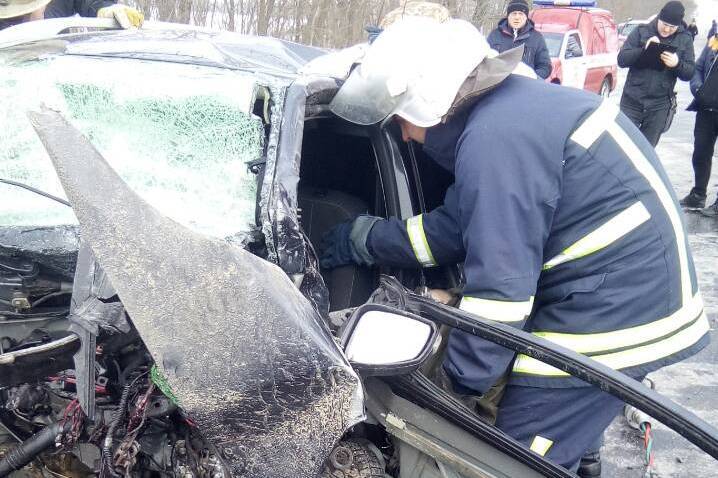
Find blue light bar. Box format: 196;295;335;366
533;0;597;6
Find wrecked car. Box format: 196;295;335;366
1;18;717;478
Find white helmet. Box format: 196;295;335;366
0;0;51;19
330;17;503;127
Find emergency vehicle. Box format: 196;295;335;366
531;0;619;97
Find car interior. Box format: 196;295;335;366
298;116;457;312
298;117;384;311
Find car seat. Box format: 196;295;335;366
298;187;376;311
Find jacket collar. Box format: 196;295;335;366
422;110;469;172
499;18;535;40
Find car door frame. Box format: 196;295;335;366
398;287;718;462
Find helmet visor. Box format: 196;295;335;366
329;65;398;126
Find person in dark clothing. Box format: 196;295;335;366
680;34;718;215
0;0;142;30
709;19;717;39
618;1;695;146
487;0;551;79
325;17;708;474
687;17;698;38
44;0;114;18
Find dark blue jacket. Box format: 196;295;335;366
368;75;708;391
687;43;718;112
487;18;552;79
44;0;115;18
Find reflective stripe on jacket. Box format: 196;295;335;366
368;75;708;390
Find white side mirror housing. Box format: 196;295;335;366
341;305;438;376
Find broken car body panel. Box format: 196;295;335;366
29;108;363;478
1;26;359;478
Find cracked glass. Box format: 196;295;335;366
0;56;262;239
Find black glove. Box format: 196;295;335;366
320;216;381;269
320;221;355;269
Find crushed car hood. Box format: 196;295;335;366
29;108;363;478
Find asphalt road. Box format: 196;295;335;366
600;39;718;478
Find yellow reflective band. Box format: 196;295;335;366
570;100;693;306
460;296;534;323
606;122;693;304
406;215;437;268
530;436;554;457
512;310;710;376
533;293;704;354
543;201;651;270
570;101;618;149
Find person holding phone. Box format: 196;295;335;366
618;1;695;146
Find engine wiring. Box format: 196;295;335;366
2;345;225;477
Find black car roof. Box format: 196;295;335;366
0;19;327;77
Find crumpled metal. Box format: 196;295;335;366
29;108;363;478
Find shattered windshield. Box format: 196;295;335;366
0;55;263;239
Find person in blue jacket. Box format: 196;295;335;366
487;0;551;79
324;17;709;474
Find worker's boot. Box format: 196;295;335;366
679;190;706;209
577;451;601;478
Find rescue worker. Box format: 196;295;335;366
322;17;709;474
0;0;143;30
618;1;695;147
680;33;718;215
487;0;551;79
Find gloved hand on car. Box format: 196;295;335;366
320;215;381;269
97;4;144;29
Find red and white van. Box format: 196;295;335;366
530;0;619;97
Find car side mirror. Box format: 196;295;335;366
341;305;439;376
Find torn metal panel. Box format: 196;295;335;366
30;108;363;478
0;226;79;279
261;80;334;315
68;242;131;418
69;242;129;335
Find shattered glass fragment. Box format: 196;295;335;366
0;56;262;239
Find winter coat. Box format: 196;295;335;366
487;18;552;79
688;41;718;112
44;0;115;18
367;74;708;391
618;19;696;110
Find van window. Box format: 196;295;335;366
543;32;564;58
566;33;583;58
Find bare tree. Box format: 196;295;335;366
126;0;697;48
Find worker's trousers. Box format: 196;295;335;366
620;100;671;147
494;383;629;471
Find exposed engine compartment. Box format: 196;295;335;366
0;351;229;477
0;230;228;477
